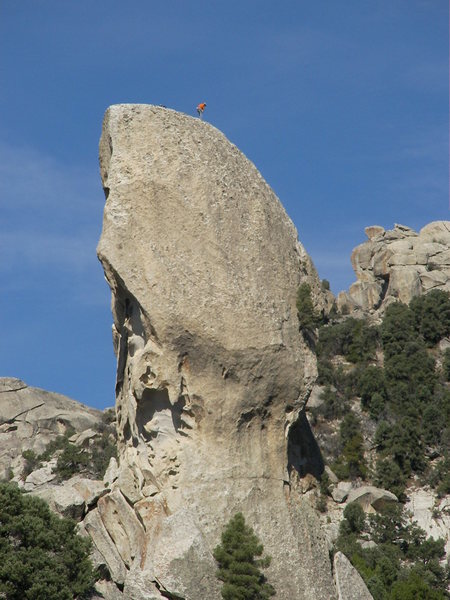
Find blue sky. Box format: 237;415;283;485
0;1;448;409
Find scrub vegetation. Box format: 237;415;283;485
311;290;450;599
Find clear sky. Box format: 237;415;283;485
0;1;448;410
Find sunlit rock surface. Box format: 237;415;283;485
96;104;334;599
337;221;450;314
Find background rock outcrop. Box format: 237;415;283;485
337;221;450;314
0;377;103;481
96;104;334;599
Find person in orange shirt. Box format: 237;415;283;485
197;102;206;119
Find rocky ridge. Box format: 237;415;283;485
337;221;450;314
0;377;104;483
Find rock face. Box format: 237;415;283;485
405;488;450;557
333;552;374;600
97;104;333;599
337;222;450;314
0;377;103;481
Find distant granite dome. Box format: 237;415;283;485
337;221;450;314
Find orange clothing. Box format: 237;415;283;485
197;103;206;112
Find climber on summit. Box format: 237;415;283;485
197;102;206;119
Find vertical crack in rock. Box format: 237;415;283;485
97;104;335;599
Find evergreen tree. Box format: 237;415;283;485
213;513;275;600
296;283;317;332
0;483;96;599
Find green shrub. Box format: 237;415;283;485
390;570;446;600
317;318;378;364
443;348;450;381
410;289;450;347
55;445;90;481
342;502;366;534
332;413;367;480
90;431;117;479
0;483;96;599
357;366;386;418
374;458;406;499
380;303;416;360
21;450;41;478
296;283;318;332
213;513;275;600
336;502;448;600
21;420;117;483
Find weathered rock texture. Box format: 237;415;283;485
337;221;450;314
405;488;450;557
0;377;102;481
333;552;374;600
97;104;334;599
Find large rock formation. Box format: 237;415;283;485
96;104;335;599
337;221;450;314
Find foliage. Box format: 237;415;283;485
317;318;378;364
311;291;450;597
213;513;275;600
55;444;91;481
332;412;367;480
410;289;450;347
296;283;318;332
442;348;450;383
316;472;331;513
357;366;386;419
21;450;41;478
21;420;117;483
318;385;348;420
428;456;450;498
0;483;96;600
335;502;448;600
374;459;407;500
340;502;366;535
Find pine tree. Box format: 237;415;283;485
0;482;96;599
213;513;275;600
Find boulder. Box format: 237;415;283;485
333;551;374;599
364;225;385;240
81;508;127;585
331;481;353;503
346;486;398;512
96;104;334;599
23;460;57;490
94;580;124;600
103;457;119;486
33;483;86;520
97;490;146;568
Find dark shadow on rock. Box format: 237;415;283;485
287;410;324;479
